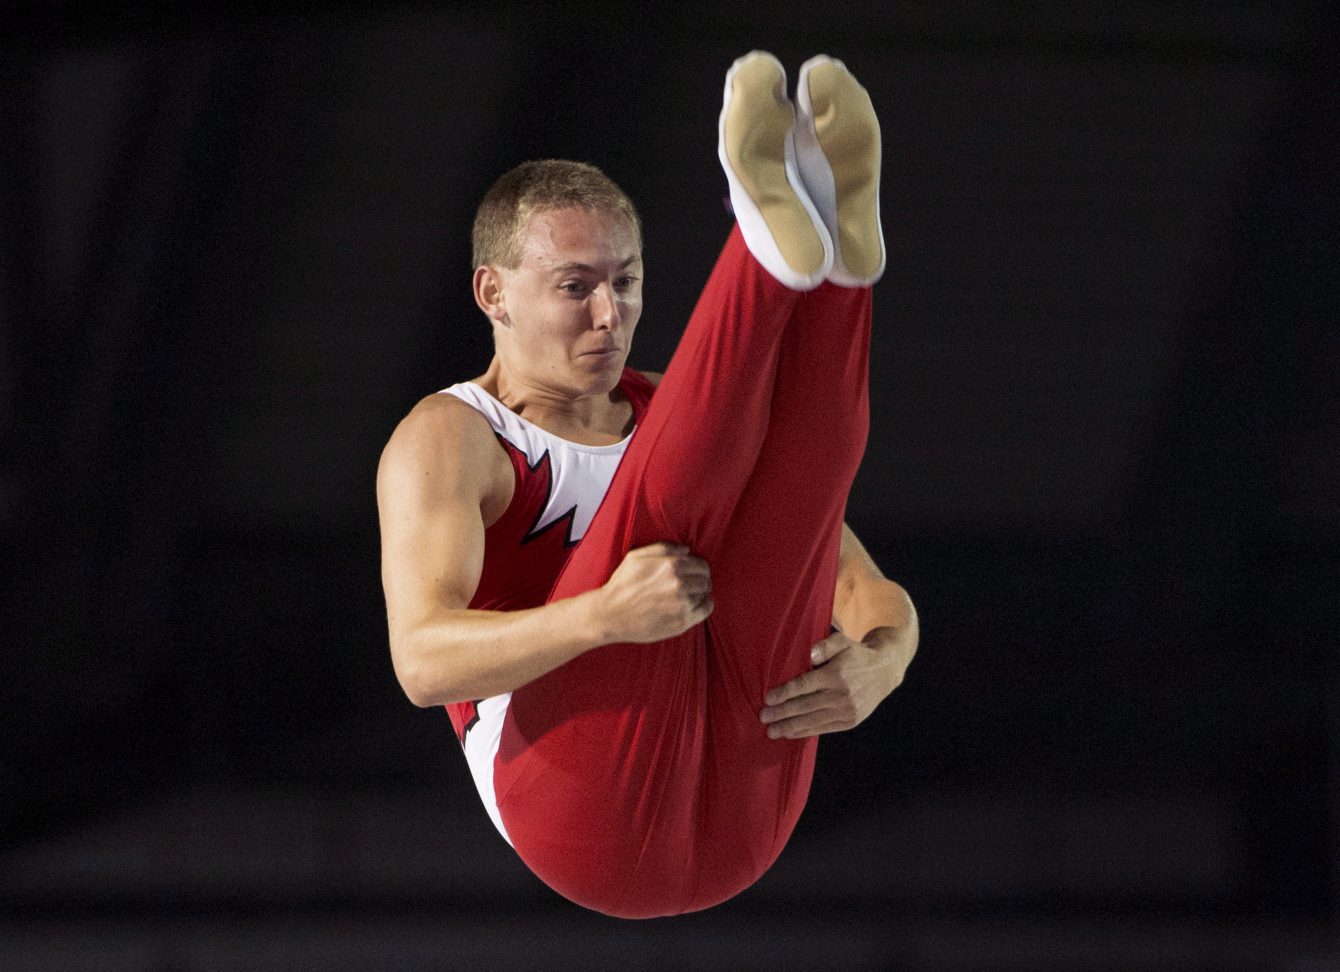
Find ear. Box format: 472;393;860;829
473;265;509;325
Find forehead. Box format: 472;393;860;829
516;207;641;269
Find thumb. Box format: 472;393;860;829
811;633;851;667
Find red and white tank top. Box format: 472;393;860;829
437;367;656;841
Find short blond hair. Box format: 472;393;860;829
471;159;643;269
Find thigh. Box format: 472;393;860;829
705;281;873;715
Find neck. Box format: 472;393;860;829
478;356;623;433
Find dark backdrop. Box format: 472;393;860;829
3;2;1337;969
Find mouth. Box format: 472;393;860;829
581;348;619;358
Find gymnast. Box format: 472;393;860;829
376;51;918;917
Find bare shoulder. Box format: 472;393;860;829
637;369;665;388
381;393;493;463
377;393;500;502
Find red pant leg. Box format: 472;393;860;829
707;281;871;704
494;231;871;917
693;282;872;908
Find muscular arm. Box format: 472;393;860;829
377;393;711;707
377;398;609;706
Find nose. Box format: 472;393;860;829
592;283;622;331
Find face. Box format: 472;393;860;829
478;206;643;398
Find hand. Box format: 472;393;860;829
759;626;913;739
594;542;714;644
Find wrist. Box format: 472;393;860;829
863;624;914;694
576;587;614;647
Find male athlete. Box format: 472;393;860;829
377;52;918;918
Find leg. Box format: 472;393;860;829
702;52;883;719
693;281;871;898
494;54;881;918
494;228;813;918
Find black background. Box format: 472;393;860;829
3;1;1338;968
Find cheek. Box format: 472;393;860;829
520;299;582;343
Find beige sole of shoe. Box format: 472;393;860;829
719;52;831;287
797;57;884;285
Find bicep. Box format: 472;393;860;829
376;407;488;644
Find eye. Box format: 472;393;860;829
615;275;638;290
560;280;587;294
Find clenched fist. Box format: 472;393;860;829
593;542;714;644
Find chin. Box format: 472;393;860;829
576;357;624;391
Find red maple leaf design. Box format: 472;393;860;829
496;435;582;552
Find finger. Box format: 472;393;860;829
676;556;712;579
764;668;830;706
759;688;839;724
810;634;852;667
670;557;712;579
766;697;846;734
694;594;715;621
766;712;851;739
680;574;712;596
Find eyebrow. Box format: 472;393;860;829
551;257;642;274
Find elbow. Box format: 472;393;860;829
400;677;439;709
390;633;449;708
394;662;437;709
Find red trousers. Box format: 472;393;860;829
494;226;872;918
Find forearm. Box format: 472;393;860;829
391;589;610;707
